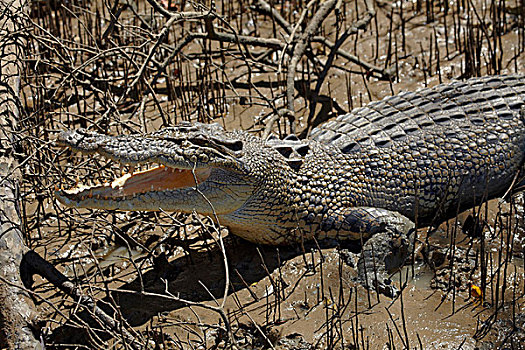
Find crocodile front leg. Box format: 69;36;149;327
312;207;415;297
357;226;415;297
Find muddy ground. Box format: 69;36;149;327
17;0;525;348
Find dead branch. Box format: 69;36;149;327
250;0;292;34
22;251;144;350
123;6;213;99
251;0;387;80
126;0;386;138
285;0;339;134
0;0;42;348
100;283;233;344
312;36;391;78
302;0;377;136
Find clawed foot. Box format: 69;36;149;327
356;228;415;298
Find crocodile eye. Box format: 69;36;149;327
216;139;243;152
205;136;244;153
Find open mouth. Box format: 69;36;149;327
59;164;212;200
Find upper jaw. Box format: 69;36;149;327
56;128;242;171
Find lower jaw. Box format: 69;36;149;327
59;166;212;202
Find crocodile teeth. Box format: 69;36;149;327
111;173;132;189
59;163;212;202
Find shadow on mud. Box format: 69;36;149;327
49;237;362;345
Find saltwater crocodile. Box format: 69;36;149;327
56;75;525;294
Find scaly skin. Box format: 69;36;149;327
56;75;525;295
56;75;525;246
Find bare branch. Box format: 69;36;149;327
286;0;339;133
0;0;42;347
22;251;144;350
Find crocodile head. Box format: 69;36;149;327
55;122;299;244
